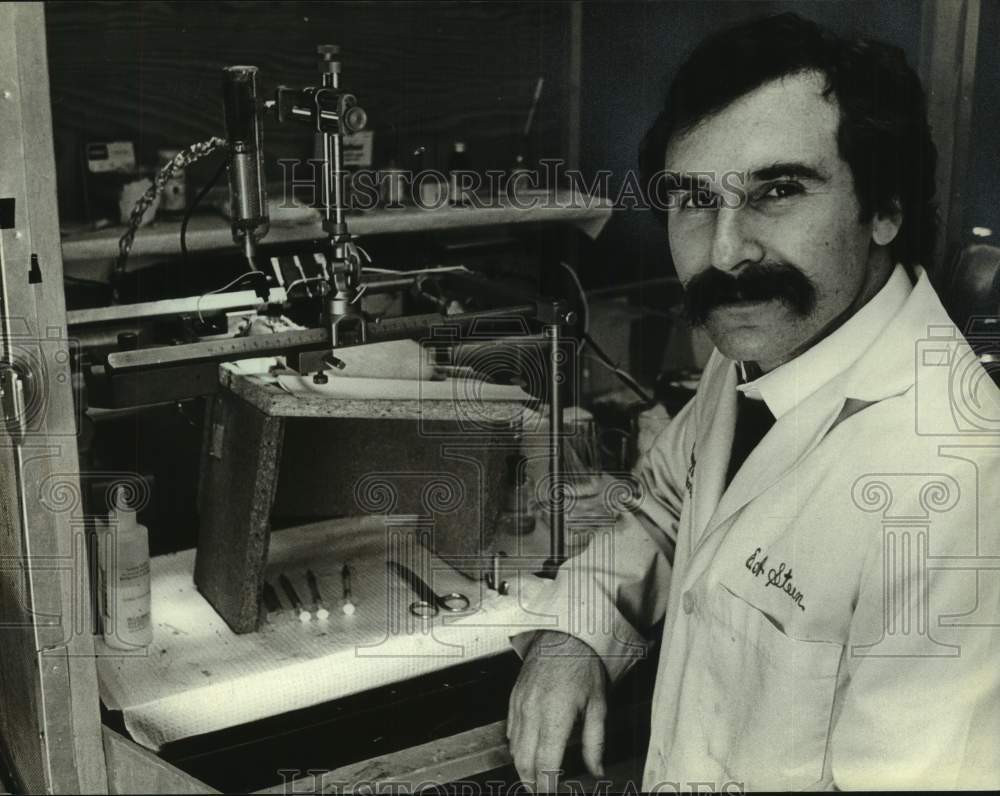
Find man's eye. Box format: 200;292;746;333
760;182;804;200
679;192;720;210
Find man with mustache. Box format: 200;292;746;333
506;12;1000;792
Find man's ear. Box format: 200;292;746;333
872;198;903;247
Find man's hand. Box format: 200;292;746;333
507;631;608;792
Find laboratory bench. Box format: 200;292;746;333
93;515;653;793
81;359;649;791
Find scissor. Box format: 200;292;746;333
387;561;471;618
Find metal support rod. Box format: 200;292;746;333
321;65;345;235
332;132;345;231
543;322;565;576
321;132;334;228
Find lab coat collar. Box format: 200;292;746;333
688;351;740;540
842;266;946;403
737;264;914;419
695;265;948;547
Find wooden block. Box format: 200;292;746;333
196;375;523;632
194;391;285;633
273;418;515;577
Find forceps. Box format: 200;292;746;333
387;561;471;618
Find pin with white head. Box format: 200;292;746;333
341;563;356;616
279;574;311;623
306;569;329;621
262;581;282;623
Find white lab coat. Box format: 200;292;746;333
518;270;1000;790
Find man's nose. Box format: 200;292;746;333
710;207;764;272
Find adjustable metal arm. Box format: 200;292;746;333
270;45;369;356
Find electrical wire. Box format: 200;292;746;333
196;270;268;324
558;260;652;404
284;276;327;296
182;156;229;267
559;260;589;335
114;137;228;288
582;336;654;404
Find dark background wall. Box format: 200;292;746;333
45;0;571;224
965;0;1000;237
44;1;998;282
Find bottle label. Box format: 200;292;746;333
102;534;152;647
126;612;151;633
119;561;150;583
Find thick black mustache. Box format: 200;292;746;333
683;263;818;326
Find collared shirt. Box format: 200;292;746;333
736;264;914;418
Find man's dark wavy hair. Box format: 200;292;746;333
639;12;938;269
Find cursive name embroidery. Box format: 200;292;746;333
745;547;806;611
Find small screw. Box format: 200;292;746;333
487;552;510;595
317;45;342;74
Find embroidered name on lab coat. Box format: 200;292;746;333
745;547;806;611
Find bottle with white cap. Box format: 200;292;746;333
100;487;153;649
448;140;471;206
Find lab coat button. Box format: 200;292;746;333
682;591;695;614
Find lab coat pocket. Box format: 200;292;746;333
698;583;843;791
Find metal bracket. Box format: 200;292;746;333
0;363;27;443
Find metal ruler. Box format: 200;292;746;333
99;303;539;407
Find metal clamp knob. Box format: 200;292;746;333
317;44;341;73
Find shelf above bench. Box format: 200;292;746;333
61;191;613;264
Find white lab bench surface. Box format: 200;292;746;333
96;516;554;750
